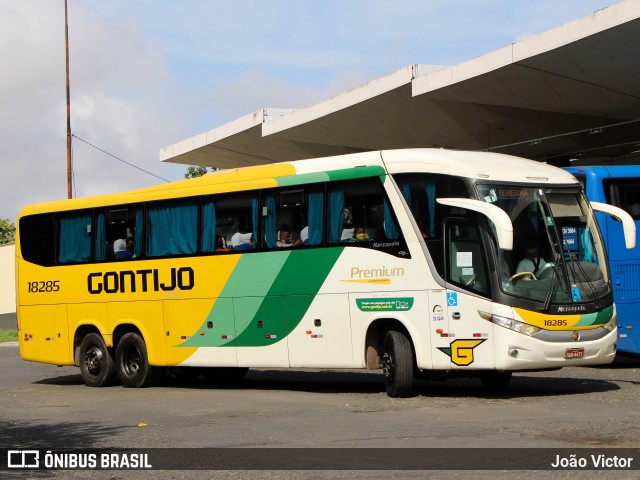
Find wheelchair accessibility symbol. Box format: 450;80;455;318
447;292;458;307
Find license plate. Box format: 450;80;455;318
565;348;585;359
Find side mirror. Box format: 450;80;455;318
436;198;513;250
591;202;636;249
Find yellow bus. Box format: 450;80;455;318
16;149;635;397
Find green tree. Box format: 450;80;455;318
0;217;16;244
184;165;210;179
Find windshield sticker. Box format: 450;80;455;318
438;339;486;366
356;298;414;312
457;252;472;267
484;189;498;203
562;227;578;251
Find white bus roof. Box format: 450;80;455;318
19;149;577;217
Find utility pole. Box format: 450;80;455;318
65;0;73;199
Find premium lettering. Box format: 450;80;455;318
88;267;194;294
350;266;404;279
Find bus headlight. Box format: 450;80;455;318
478;311;541;337
601;314;617;332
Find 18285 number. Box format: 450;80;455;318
27;281;60;293
544;319;568;327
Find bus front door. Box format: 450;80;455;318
442;217;496;370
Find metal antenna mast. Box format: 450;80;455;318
65;0;73;199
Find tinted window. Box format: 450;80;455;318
19;213;54;266
393;173;470;275
147;200;198;257
445;218;490;297
96;205;143;261
57;211;92;264
604;178;640;220
205;192;258;252
327;178;399;244
262;186;324;248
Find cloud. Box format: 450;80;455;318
0;1;187;222
0;2;374;223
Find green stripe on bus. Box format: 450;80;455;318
575;304;614;327
326;166;386;182
276;172;330;186
225;247;344;347
181;248;344;347
274;166;386;187
181;251;291;347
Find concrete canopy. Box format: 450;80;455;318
160;0;640;169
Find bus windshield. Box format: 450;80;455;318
476;184;610;306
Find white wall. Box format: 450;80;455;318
0;244;16;314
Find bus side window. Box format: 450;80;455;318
99;206;143;261
57;211;92;264
19;213;54;267
605;178;640;220
326;177;399;245
444;218;490;297
393;173;469;277
261;187;324;248
211;192;258;252
147;200;198;257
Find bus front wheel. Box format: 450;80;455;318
116;333;156;388
79;333;116;387
382;330;414;398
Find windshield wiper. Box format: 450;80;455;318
541;253;563;313
563;241;601;310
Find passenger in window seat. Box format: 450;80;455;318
349;226;371;242
114;239;133;259
277;225;302;247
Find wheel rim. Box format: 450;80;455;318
84;345;103;376
123;345;142;377
382;351;394;382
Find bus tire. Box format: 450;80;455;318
481;371;512;390
382;330;414;398
79;333;116;387
116;332;156;388
201;367;249;383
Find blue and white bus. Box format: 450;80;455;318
565;166;640;355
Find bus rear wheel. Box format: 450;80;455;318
382;330;414;398
116;333;157;388
79;333;116;387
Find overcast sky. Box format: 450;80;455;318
0;0;619;222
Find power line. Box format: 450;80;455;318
71;134;170;183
